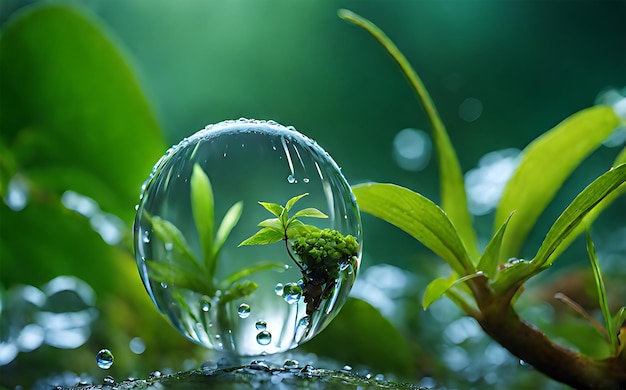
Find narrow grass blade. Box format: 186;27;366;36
214;201;243;257
423;272;484;309
495;106;620;260
586;231;617;351
339;9;478;260
353;182;473;275
191;164;214;266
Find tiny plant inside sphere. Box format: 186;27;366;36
134;119;362;356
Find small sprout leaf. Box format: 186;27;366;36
285;193;309;212
291;207;329;219
238;227;284;246
257;218;284;231
258;201;284;218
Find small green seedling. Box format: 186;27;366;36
239;193;358;314
146;163;282;303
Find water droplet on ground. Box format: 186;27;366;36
238;303;250;318
96;349;114;369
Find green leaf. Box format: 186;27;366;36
150;215;198;264
285;193;309;212
238;227;284;246
547;145;626;263
586;231;617;351
353;183;473;275
422;272;484;309
291;207;329;220
214;201;243;256
338;9;478;261
146;261;212;295
491;259;532;296
220;262;286;288
534;164;626;270
0;5;165;224
257;218;284;232
258;201;284;218
301;298;415;378
286;222;320;239
191;164;214;267
495;106;621;260
220;280;258;304
477;212;513;278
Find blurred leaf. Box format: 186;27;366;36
214;201;243;256
191;164;215;267
614;307;626;338
586;231;616;352
478;213;513;278
495;106;620;260
534;164;626;269
353;183;473;275
0;4;165;224
553;292;608;344
301;297;415;378
338;9;478;261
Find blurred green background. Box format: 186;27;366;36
0;1;624;389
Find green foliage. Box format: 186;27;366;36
239;193;328;247
146;163;282;302
302;298;416;378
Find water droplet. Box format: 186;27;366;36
255;320;267;331
283;359;300;368
282;282;302;304
143;231;150;243
519;359;534;369
374;374;385;381
133;119;362;355
458;97;483;122
342;365;353;372
103;376;115;385
298;316;310;328
303;178;309;183
96;349;114;369
199;296;212;312
148;370;162;379
256;331;272;345
238;303;250;318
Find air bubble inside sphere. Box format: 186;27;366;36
134;119;362;356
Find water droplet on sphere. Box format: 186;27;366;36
282;282;302;304
256;331;272;345
238;303;250;318
133;119;362;355
96;349;114;369
255;320;267;331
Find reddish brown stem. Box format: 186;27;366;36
470;279;626;389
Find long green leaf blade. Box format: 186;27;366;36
291;207;328;219
586;231;617;351
534;164;626;269
191;164;214;267
353;183;473;275
214;201;243;257
238;227;284;247
496;106;620;260
339;9;478;260
258;201;284;218
478;213;513;278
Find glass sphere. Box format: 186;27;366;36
134;119;362;356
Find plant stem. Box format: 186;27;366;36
471;279;626;389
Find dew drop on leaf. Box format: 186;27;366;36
133;119;362;355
